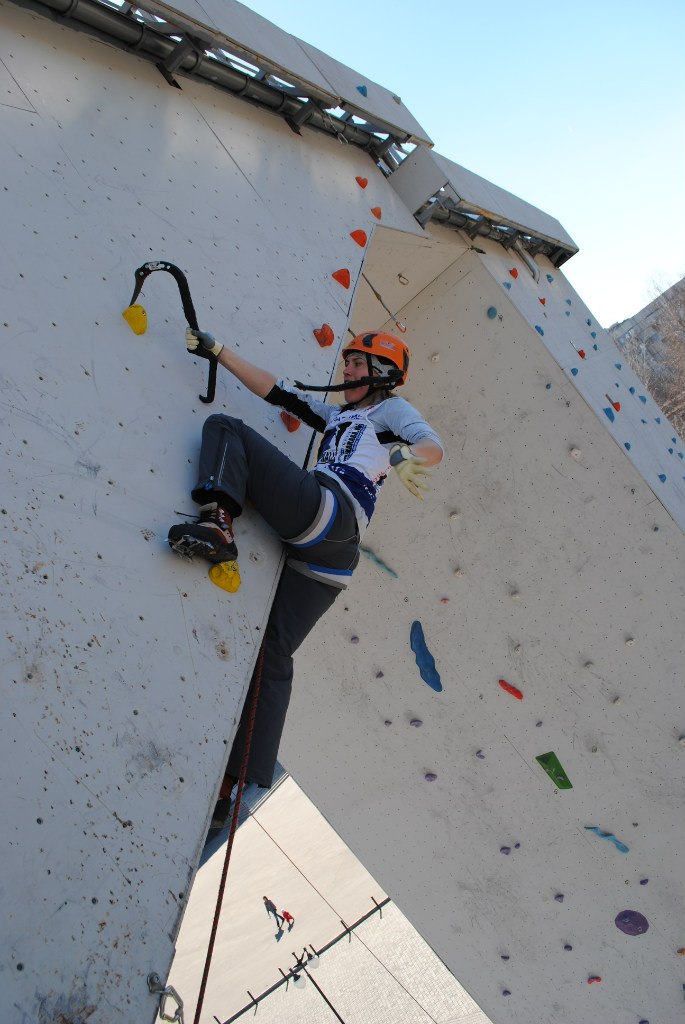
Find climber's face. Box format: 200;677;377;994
342;353;373;403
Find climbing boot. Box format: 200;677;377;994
168;502;238;564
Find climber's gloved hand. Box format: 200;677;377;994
389;444;432;500
185;327;223;358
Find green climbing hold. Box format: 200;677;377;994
536;751;573;789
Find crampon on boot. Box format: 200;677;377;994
168;503;241;592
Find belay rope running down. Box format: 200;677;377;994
122;260;217;404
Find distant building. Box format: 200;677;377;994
608;276;685;438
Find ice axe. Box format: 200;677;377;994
122;260;217;404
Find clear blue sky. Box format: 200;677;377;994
239;0;684;326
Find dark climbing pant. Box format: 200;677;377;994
192;414;359;788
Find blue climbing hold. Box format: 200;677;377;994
356;84;368;96
586;318;592;326
669;448;674;454
410;621;442;692
641;419;647;424
535;325;544;336
604;407;615;422
503;282;512;290
487;306;497;319
655;417;661;424
546;273;554;282
672;437;678;444
565;310;571;316
592;344;598;350
584;826;629;853
545;383;552;390
639;395;647;404
679;453;684;459
624;442;632;450
615;363;622;370
658;474;667;482
565;299;572;305
629;386;635;394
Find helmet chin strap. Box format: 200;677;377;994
293;369;402;393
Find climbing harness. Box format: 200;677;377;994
122;261;217;404
193;638;267;1024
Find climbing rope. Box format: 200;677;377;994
192;638;267;1024
122;260;217;403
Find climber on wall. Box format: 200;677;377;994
168;328;444;836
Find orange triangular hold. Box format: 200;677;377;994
280;411;301;432
332;268;351;288
509;267;518;278
350;229;367;247
539;297;546;305
313;323;335;347
355;176;368;189
371;207;382;220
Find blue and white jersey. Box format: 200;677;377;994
266;380;444;538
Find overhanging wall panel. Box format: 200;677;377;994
284;238;685;1024
0;3;415;1019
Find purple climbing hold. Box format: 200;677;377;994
514;842;521;849
564;944;573;951
410;718;423;728
351;635;360;644
639;878;649;885
425;772;437;782
615;909;649;936
376;670;384;678
502;989;511;997
384;720;392;726
554;893;564;903
476;749;485;759
500;954;510;961
500;846;511;855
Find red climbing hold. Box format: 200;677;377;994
578;349;586;359
355;176;368;189
539;297;546;305
350;229;368;247
499;679;523;700
371;207;382;220
587;976;602;985
313;323;334;347
605;395;621;412
332;268;351;288
509;268;519;279
280;411;300;432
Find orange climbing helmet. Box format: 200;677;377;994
343;332;410;388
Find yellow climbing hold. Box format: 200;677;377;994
209;560;241;593
122;303;147;335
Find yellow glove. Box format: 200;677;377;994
389;444;432;500
185;327;223;357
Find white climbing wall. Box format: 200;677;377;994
0;3;415;1020
283;227;685;1024
3;0;685;1022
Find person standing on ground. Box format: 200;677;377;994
263;897;285;929
282;909;295;929
168;329;444;834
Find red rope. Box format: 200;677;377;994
193;638;266;1024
